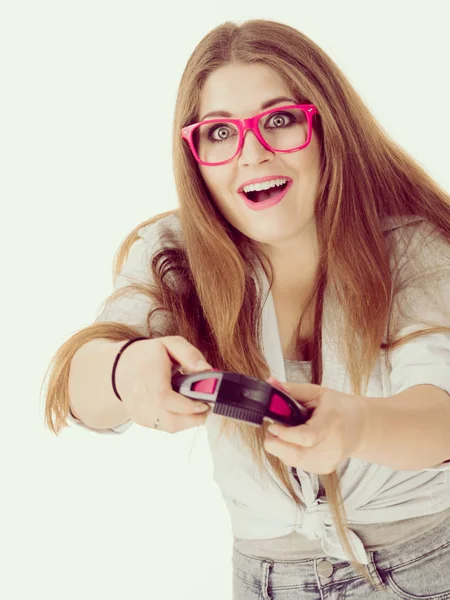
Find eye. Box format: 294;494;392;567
265;111;296;128
208;124;235;142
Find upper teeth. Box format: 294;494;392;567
242;178;288;193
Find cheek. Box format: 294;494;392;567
308;137;322;173
290;142;321;174
199;168;233;204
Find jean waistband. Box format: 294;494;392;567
232;510;450;587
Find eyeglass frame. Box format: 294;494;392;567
180;104;318;167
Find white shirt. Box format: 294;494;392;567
68;212;450;565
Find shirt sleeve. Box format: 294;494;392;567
67;221;163;435
387;221;450;471
66;407;133;434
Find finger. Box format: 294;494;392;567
136;336;213;405
161;409;210;434
159;336;213;374
269;423;317;447
264;435;339;474
271;401;337;447
267;378;324;408
182;409;211;430
161;388;211;416
264;434;308;465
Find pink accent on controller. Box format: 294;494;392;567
192;378;218;394
191;372;292;418
269;393;292;417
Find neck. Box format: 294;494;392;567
265;223;320;301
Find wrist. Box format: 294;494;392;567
112;337;148;402
348;395;373;459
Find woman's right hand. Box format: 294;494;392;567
113;336;214;432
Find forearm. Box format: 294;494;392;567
351;385;450;470
68;338;130;429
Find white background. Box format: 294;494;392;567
2;1;450;598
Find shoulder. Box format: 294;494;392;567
137;212;183;251
114;212;183;281
382;215;449;272
381;214;425;233
383;216;449;328
381;215;435;246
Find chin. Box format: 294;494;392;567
243;229;288;245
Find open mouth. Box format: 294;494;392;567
243;181;289;203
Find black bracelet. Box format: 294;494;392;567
112;337;148;401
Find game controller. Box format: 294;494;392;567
171;369;312;427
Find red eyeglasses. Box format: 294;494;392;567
181;104;318;166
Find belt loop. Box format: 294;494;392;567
366;551;386;591
260;560;273;600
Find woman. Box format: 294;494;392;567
44;19;450;599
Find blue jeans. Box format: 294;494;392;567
232;513;450;599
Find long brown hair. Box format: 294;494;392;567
43;20;450;586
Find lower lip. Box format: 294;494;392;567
238;180;293;211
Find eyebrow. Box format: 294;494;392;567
199;96;297;121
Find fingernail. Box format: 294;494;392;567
194;403;210;413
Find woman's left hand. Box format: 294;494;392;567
263;377;369;474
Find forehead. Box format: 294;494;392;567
199;63;292;118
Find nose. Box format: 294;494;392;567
237;129;274;167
